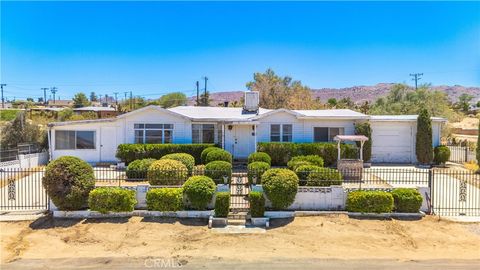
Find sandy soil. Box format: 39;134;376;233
451;117;479;130
1;215;479;265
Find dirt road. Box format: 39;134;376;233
1;215;479;269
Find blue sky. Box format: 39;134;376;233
1;1;479;101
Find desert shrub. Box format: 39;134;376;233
182;176;216;210
247;152;271;165
42;156;95;210
261;169;299;209
306;168;343;186
416;108;433;164
205;161;232;184
247;161;271;185
214;192;230;217
249;191;265;217
201;147;222;164
88;188;137;214
160;153;195;174
116;143;215;164
146;188;183;211
126;158;155;179
287;155;324;170
193;165;205;176
205;149;233;164
391;188;423;213
433;146;451;165
147;159;188;185
346;191;394;213
294;165;322;183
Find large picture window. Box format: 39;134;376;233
192;124;215;143
134;123;173;144
55;130;95;150
313;127;344;142
270;124;292;142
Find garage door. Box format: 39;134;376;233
371;122;414;163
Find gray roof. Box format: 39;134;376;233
293;109;368;119
370;115;447;122
168;106;272;121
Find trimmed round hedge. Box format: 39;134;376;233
201;147;222;164
126;158;156;180
294;165;322;183
391;188;423;213
147;159;188;185
205;149;232;164
205;161;232;184
261;169;299;209
193;165;206;176
42;156;95;210
183;176;216;210
88;187;137;214
306;168;343;186
247;161;271;185
247;152;271;165
287;155;324;170
287;160;312;171
346;190;394;213
161;153;195;174
433;145;451;165
146;187;184;211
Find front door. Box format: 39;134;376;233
232;125;255;159
100;127;117;162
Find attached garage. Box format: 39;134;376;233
370;116;446;164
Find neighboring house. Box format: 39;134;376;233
73;106;118;118
47;92;446;164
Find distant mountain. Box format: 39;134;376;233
188;83;480;106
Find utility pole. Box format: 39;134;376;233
202;76;208;106
196;81;200;106
130;91;133;110
124;92;128;101
50;87;58;104
41;88;48;105
105;94;109;106
409;73;423;90
0;83;6;109
113;92;118;108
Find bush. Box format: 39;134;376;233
247;162;271;185
193;165;205;176
391;188;423;213
287;160;312;171
182;176;216;210
88;188;137;214
247;152;271;165
416;108;433;164
249;191;265;217
287;155;324;170
116;143;215;164
214;192;230;217
294;165;322;183
204;161;232;184
201;147;222;164
205;149;232;164
258;142;351;166
146;188;183;211
355;122;372;162
126;158;155;180
261;169;299;209
147;159;188;185
160;153;195;174
434;146;451;165
346;191;394;213
42;156;95;210
306;168;343;186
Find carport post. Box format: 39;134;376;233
337;140;341;160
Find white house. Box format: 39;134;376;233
47;92;446;164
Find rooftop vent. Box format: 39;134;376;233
244;91;259;112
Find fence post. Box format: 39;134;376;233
428;169;434;215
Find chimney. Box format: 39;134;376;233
243;91;259;112
223;101;229;107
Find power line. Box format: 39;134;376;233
409;73;423;90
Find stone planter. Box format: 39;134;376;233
337;159;363;181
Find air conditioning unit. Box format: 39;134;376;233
244;91;259;112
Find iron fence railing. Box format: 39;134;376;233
446;145;477;164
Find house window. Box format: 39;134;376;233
192;124;215;143
313;127;345;142
55;130;95;150
134;123;173;144
270;124;292;142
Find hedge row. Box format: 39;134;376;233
116;143;215;164
214;192;230;217
146;188;184;211
88;188;137;214
257;142;357;166
249;191;265;217
346;189;423;213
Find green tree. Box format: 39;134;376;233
327;98;337;108
158;92;187;108
355;122;372;162
72;92;91;108
198;91;210;106
416;108;433;165
0;112;47;148
90;92;98;102
456;93;473;113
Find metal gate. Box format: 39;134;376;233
431;169;480;216
0;168;49;211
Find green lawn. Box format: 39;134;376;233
0;109;20;121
